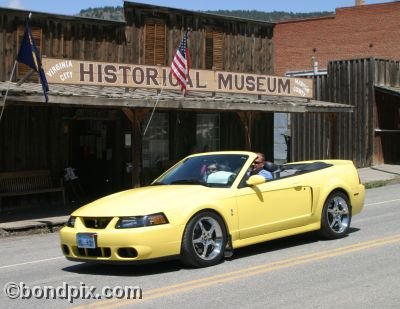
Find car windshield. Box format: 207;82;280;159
153;154;249;188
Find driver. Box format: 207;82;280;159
249;152;273;180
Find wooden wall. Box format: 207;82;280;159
291;75;332;161
374;59;400;87
292;58;400;168
0;5;274;88
0;10;127;81
0;105;67;172
0;5;274;80
124;3;274;74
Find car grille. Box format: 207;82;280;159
75;247;112;258
82;217;112;229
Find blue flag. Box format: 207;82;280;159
17;22;49;102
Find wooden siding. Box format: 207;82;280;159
374;59;400;87
292;58;400;167
123;4;274;74
0;7;274;81
0;10;127;81
0;105;67;172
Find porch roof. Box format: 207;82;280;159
0;81;353;113
375;85;400;97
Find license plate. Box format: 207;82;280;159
77;233;97;249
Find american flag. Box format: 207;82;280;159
171;31;190;96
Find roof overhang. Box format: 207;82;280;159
0;82;353;113
375;85;400;97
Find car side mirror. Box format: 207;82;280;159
246;175;266;186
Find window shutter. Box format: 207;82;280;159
212;31;224;70
144;20;167;65
205;30;224;70
16;26;43;81
144;23;156;65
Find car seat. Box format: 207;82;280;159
264;161;280;179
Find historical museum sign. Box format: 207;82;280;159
42;58;313;98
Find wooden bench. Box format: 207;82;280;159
0;170;65;211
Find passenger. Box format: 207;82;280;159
249;152;273;180
204;163;219;182
206;163;218;174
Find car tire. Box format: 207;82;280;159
320;191;352;239
180;211;227;267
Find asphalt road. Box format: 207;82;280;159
1;184;400;309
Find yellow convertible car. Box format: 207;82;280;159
60;151;365;267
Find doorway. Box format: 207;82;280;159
374;90;400;164
68;119;118;201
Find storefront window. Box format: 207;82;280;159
142;113;169;168
196;113;220;152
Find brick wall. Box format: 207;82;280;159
274;2;400;75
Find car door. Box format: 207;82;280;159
236;175;313;240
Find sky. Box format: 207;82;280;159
0;0;396;15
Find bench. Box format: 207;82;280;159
0;170;65;211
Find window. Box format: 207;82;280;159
144;20;167;65
196;113;220;152
16;25;43;80
205;30;224;70
142;113;169;168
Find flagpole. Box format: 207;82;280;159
143;84;164;137
0;60;18;123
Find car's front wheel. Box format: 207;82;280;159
181;211;227;267
320;191;352;239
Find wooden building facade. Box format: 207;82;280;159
291;58;400;167
0;3;276;206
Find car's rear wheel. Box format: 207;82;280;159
181;211;227;267
320;191;352;239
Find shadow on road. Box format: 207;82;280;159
229;227;360;261
62;259;182;277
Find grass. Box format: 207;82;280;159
364;176;400;189
364;180;390;189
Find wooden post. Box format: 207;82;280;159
237;111;252;150
328;112;337;158
122;108;149;188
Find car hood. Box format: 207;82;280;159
72;185;228;217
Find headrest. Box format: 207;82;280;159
264;161;278;172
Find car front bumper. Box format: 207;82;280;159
59;222;185;263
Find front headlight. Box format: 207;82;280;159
67;216;76;228
116;213;169;229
